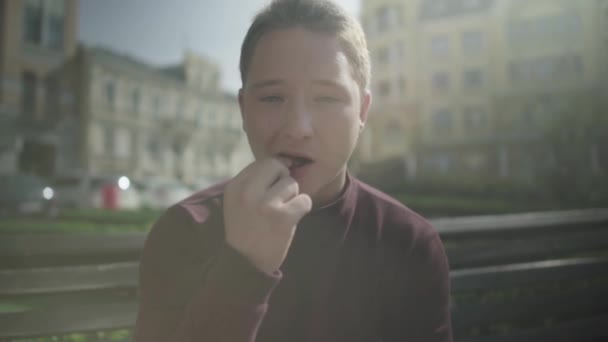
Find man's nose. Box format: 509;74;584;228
282;99;314;140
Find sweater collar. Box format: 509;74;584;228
300;171;359;238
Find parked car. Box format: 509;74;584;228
0;173;59;217
135;178;193;210
53;173;141;210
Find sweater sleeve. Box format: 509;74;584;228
382;229;453;342
133;205;280;342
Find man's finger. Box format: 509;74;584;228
282;193;312;220
263;175;299;205
248;158;290;193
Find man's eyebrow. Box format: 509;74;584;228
248;79;285;89
312;79;347;89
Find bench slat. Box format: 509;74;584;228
447;229;608;268
451;257;608;292
0;262;138;295
452;287;608;332
434;208;608;238
459;314;608;342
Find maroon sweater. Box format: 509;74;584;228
134;175;452;342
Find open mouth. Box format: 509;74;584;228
278;153;314;170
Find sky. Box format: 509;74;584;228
79;0;361;93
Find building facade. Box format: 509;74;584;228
1;0;251;184
360;0;608;180
61;47;252;184
0;0;79;176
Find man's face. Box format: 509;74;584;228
239;28;371;205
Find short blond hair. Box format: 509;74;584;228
240;0;371;90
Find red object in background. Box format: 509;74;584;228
102;183;118;210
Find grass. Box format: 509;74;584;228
0;218;152;234
0;208;163;234
58;208;162;223
7;330;131;342
0;301;31;314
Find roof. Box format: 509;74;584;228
82;46;235;101
85;46;183;85
420;0;495;20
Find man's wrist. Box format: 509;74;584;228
225;239;279;276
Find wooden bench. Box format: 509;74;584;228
450;257;608;341
0;209;607;341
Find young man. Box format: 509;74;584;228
134;0;452;341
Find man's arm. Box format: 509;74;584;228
382;230;453;342
134;158;311;341
133;205;280;342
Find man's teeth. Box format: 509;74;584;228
281;155;311;168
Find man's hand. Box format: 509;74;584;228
223;158;312;275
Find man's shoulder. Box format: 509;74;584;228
145;181;228;241
352;177;437;245
176;181;228;224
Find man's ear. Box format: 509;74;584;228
359;89;372;128
238;88;247;133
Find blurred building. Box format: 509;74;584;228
0;0;251;183
60;47;252;183
0;0;79;177
360;0;608;180
356;0;422;168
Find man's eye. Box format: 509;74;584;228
260;95;284;103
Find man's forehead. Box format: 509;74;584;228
247;78;348;90
252;28;346;64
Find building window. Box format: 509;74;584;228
103;126;115;155
432;109;453;134
22;72;37;119
398;75;407;95
115;128;131;158
131;88;140;113
433;154;452;173
147;139;160;161
385;120;402;145
378;80;391;98
432;71;450;93
105;81;115;108
376;6;391;32
508;12;582;46
390;41;406;66
22;0;65;49
376;46;389;66
375;4;402;33
208;111;217;125
462;30;484;55
45;76;60;119
46;0;65;49
509;54;583;84
521;105;537;126
23;0;43;45
463;68;484;89
430;35;450;58
152;95;161;118
196;111;204;127
463;106;486;130
176;100;184;119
